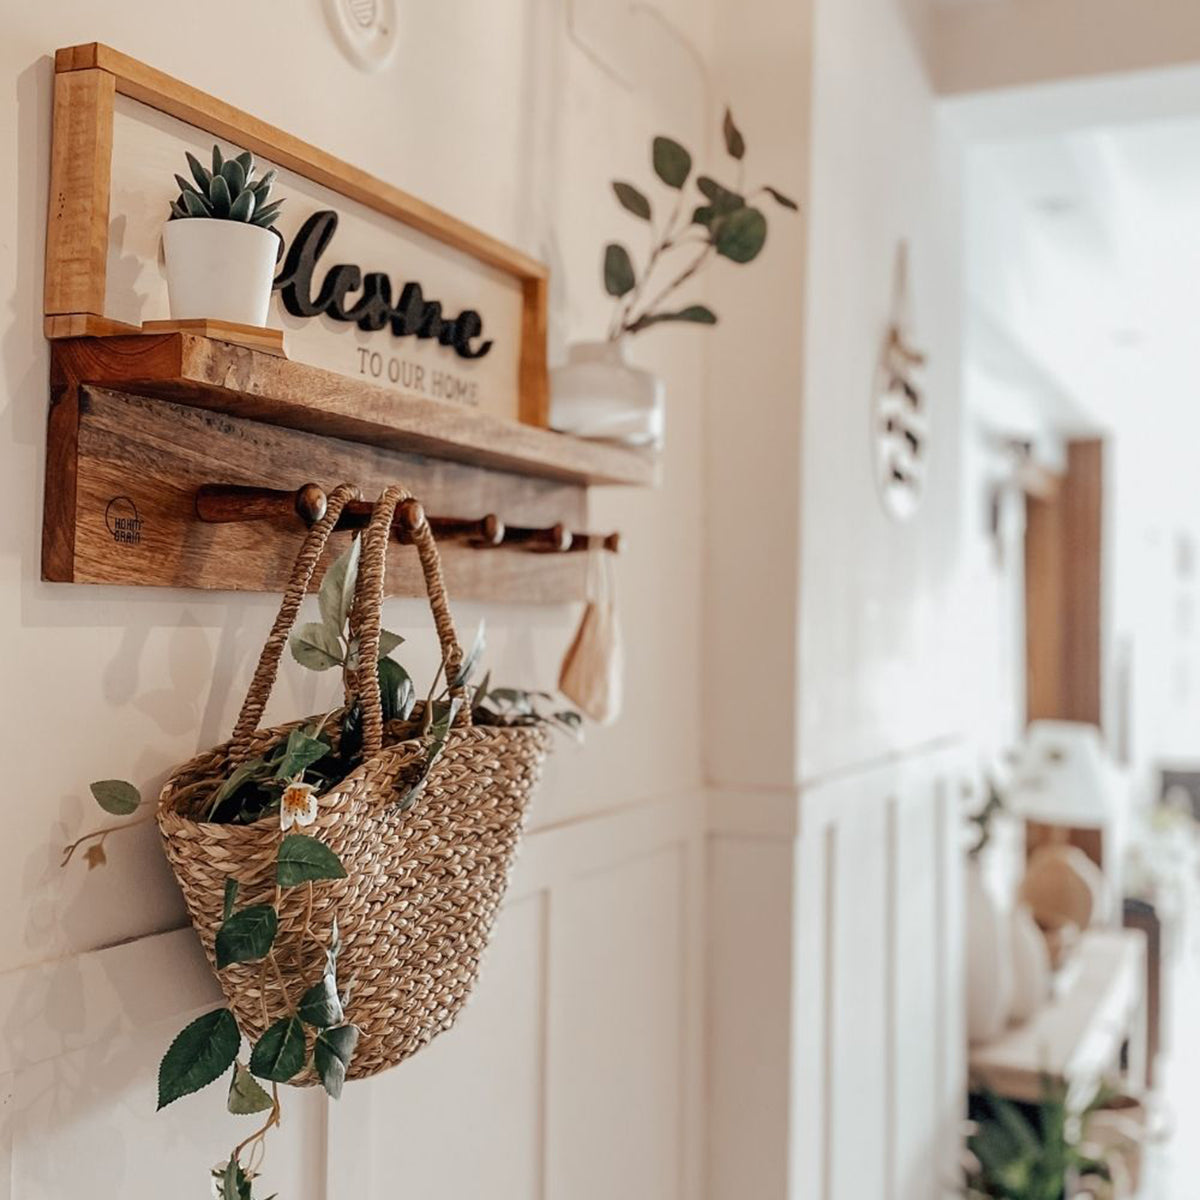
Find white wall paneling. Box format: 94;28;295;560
707;743;967;1200
0;795;704;1199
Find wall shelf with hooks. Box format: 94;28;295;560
40;46;656;606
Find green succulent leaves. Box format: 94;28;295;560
158;1007;240;1109
169;143;283;228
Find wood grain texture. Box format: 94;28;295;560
53;386;589;604
140;319;286;355
45;313;141;339
52;43;551;425
1025;438;1104;726
44;68;114;316
52;335;656;487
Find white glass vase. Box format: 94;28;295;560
549;340;664;448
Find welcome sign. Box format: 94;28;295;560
44;44;548;426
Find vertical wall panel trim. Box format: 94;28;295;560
536;888;551;1200
884;795;900;1200
820;822;837;1200
933;775;951;1193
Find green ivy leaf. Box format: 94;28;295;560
765;185;799;211
289;622;344;671
207;758;272;819
227;1062;273;1115
612;181;652;221
313;1024;360;1100
157;1007;240;1109
215;904;278;969
603;243;636;298
223;878;239;923
715;206;768;263
277;834;347;888
652;135;692;189
722;107;746;160
378;629;404;658
90;779;140;816
249;1016;306;1083
318;539;361;632
297;973;344;1029
378;656;415;723
273;727;331;781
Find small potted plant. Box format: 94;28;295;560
162;144;285;327
550;107;797;448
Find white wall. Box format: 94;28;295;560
0;2;718;1196
704;0;969;1194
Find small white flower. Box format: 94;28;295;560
280;780;317;831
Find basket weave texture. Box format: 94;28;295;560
156;485;549;1082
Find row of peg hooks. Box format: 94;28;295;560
194;483;621;554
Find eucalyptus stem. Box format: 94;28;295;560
622;242;715;336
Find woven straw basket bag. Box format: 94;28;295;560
157;484;550;1082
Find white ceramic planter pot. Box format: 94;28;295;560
549;340;664;448
162;218;279;327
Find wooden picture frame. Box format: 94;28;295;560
44;42;550;427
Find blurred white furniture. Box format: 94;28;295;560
969;928;1147;1109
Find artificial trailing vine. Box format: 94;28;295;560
66;536;580;1197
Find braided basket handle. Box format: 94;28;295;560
229;484;359;761
353;484;471;757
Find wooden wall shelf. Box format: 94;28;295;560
49;335;658;488
43;336;654;604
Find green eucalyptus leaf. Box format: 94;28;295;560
228;189;255;222
318;538;360;631
208;173;232;217
90;779;140;816
220;158;247;195
314;1024;360;1100
227;1062;273;1115
715;206;767;263
765;185;799;211
249;1015;306;1083
612;181;651;221
603;243;636;298
157;1007;240;1109
185;150;212;191
722;107;746;160
277;834;347;888
629;304;718;333
215;904;278;968
696;176;744;215
181;189;213;218
652;135;692;189
223;877;239;923
290;622;344;671
274;727;331;780
297;974;344;1029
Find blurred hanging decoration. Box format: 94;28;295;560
873;241;928;521
322;0;399;71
